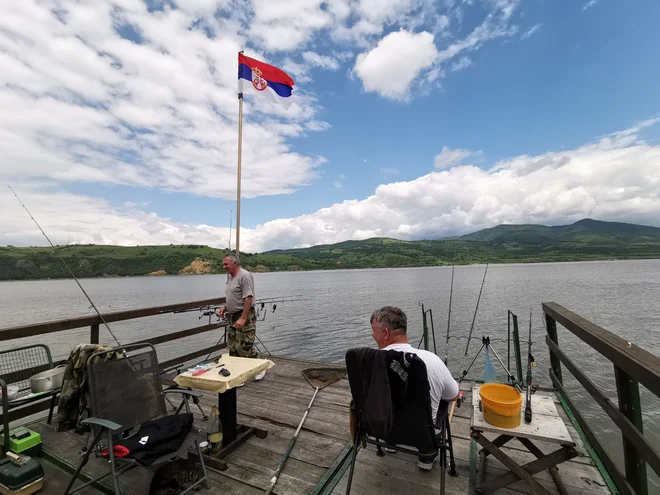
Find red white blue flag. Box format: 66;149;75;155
238;53;295;109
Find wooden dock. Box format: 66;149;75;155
23;355;610;495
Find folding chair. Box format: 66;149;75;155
0;344;61;433
63;343;208;495
345;348;456;495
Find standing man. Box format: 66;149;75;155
370;306;459;469
217;254;265;380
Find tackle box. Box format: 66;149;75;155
0;429;42;458
0;452;44;495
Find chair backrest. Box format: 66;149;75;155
0;344;53;394
87;344;167;433
346;347;437;452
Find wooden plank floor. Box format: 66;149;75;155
24;356;610;494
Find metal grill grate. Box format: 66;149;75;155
0;345;53;398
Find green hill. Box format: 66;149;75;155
460;218;660;243
1;219;659;280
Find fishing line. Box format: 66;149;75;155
8;186;122;348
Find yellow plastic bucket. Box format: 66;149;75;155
479;383;522;428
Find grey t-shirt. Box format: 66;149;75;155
225;268;255;314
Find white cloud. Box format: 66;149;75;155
283;52;340;84
302;52;340;71
583;0;599;11
0;1;329;201
451;56;473;72
4;121;659;252
248;0;332;52
334;181;343;189
353;30;438;100
381;167;400;175
434;146;475;169
521;23;542;40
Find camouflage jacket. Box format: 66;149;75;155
57;344;120;433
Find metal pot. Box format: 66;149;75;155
30;366;65;393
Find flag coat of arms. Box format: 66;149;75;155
238;53;295;109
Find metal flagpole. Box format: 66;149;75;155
236;74;244;259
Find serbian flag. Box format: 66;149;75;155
238;53;295;109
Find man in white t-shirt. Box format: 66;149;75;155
370;305;459;469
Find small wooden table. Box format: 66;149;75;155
470;385;577;495
175;355;275;470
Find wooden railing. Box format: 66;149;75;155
543;302;660;495
0;297;228;423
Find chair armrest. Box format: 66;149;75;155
81;417;122;431
163;389;202;398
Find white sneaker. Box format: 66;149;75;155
254;370;266;381
417;455;437;470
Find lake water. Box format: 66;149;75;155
1;260;659;488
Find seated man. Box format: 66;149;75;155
371;305;460;470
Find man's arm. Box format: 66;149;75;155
234;295;253;329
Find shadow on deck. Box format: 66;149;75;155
24;356;610;495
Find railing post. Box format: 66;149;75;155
90;324;99;344
614;365;647;495
511;312;523;385
421;304;429;351
544;313;563;384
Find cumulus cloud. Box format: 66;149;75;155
434;146;476;169
353;30;438;100
3;120;659;252
0;1;329;201
352;0;522;100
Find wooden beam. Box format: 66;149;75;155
615;365;648;494
546;336;660;478
550;370;635;495
544;312;563;384
130;323;226;347
0;297;226;342
542;302;660;396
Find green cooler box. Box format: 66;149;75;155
0;452;44;495
0;429;42;458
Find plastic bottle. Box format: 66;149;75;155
208;405;223;455
484;347;497;383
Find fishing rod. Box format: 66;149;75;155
524;309;536;423
8;186;123;348
459;263;489;372
444;265;455;366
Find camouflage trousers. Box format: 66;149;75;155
226;307;259;358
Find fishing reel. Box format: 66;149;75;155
456;391;466;408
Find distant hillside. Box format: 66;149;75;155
460;218;660;243
1;219;659;280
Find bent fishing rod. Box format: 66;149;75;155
8;186;123;349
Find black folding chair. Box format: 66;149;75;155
64;343;208;495
345;348;456;495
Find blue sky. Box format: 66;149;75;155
1;0;659;251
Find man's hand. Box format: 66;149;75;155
216;306;227;317
235;316;246;329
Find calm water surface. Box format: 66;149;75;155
1;260;658;487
